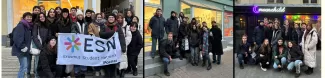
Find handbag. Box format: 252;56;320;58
181;38;189;51
30;28;42;55
119;53;128;70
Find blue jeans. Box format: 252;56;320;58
74;65;87;76
17;54;32;78
190;47;199;63
151;37;161;57
273;57;287;69
287;60;303;73
34;55;39;78
237;54;244;65
162;57;170;71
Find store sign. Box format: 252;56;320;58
253;5;285;13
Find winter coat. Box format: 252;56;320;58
253;25;264;45
288;45;304;62
272;45;288;65
149;15;165;39
271;29;282;46
301;28;318;67
99;23;126;53
159;39;176;58
264;27;273;43
165;17;179;36
47;18;59;37
57;18;73;33
37;46;57;78
127;30;143;56
71;21;89;34
202;31;212;53
125;16;133;25
189;29;200;47
178;22;190;39
12;21;33;56
210;26;223;55
32;22;52;51
291;29;302;45
118;21;132;49
237;42;249;55
258;44;271;62
282;25;292;41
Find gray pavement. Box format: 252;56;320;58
235;50;321;78
146;50;234;78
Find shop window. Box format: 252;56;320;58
61;0;84;10
145;0;161;5
311;0;317;3
144;6;158;36
193;7;219;29
13;0;38;27
181;2;191;18
267;0;275;3
303;0;309;3
276;0;283;3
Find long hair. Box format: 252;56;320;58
35;13;48;28
260;39;271;54
46;41;57;55
47;8;56;18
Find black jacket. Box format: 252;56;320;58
57;18;73;33
178;22;190;39
189;29;200;47
292;29;302;44
237;42;249;55
271;29;282;46
32;22;52;51
37;46;57;78
258;44;271;61
253;25;264;45
288;46;304;62
282;26;292;41
71;21;89;34
210;26;223;55
264;27;273;43
47;19;59;37
99;24;126;53
149;15;165;39
166;17;179;36
127;30;143;56
159;39;176;58
12;21;33;56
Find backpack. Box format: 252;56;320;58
8;27;17;46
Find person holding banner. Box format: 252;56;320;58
99;13;126;78
71;9;88;78
159;32;176;76
37;37;57;78
126;22;143;76
12;12;33;78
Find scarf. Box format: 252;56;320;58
202;31;209;52
21;19;33;29
47;17;55;23
85;16;92;23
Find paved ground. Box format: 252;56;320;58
146;50;233;78
234;50;321;78
1;46;144;78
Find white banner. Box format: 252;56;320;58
57;33;121;66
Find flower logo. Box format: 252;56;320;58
64;35;81;52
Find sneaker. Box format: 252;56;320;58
95;71;100;76
100;69;105;76
261;67;267;71
133;71;138;76
207;64;212;70
240;64;244;69
164;71;170;76
295;73;300;78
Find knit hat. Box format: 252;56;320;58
62;8;69;13
76;9;83;16
171;11;177;15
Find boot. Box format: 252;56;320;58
202;62;206;67
305;67;312;75
120;70;125;78
295;73;300;78
164;70;170;76
207;64;212;70
133;71;138;76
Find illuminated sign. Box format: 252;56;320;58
253;5;285;13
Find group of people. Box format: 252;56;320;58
10;5;143;78
237;17;319;77
149;8;224;76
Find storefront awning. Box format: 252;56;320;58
235;4;321;7
181;0;222;11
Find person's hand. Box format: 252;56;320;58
56;33;58;37
21;47;28;52
254;42;257;45
245;52;248;57
249;48;252;52
266;62;269;65
260;54;264;57
169;56;172;62
275;56;278;59
176;44;179;48
210;32;213;36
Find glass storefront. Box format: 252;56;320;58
13;0;84;27
145;0;161;5
194;7;219;28
180;2;191;19
224;12;233;36
144;6;158;36
285;15;321;27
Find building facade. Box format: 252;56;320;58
144;0;234;37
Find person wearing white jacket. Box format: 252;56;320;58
301;23;318;75
116;13;132;78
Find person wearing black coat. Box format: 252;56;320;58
126;22;143;76
12;12;33;78
292;23;302;46
210;21;223;64
166;11;180;58
125;10;134;25
47;8;59;38
282;20;293;45
149;8;165;58
286;41;304;77
178;17;190;60
32;6;41;22
159;33;176;76
265;22;274;43
99;13;126;78
32;13;52;78
253;21;265;46
237;35;249;69
37;37;57;78
258;39;271;71
189;23;201;66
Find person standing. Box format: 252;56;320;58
47;8;58;38
149;8;165;58
126;22;143;76
286;41;304;77
201;26;212;70
237;34;249;69
166;11;180;58
55;7;62;20
271;24;282;48
159;33;176;76
99;13;126;78
70;7;77;22
301;23;318;75
265;22;273;43
292;23;302;47
32;13;51;78
210;21;223;64
85;9;94;24
37;37;57;78
272;38;287;71
132;16;142;35
39;5;46;14
125;10;134;25
178;17;190;60
12;12;33;78
178;12;185;26
282;20;292;45
258;39;271;71
32;6;41;22
189;23;200;66
253;21;265;46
